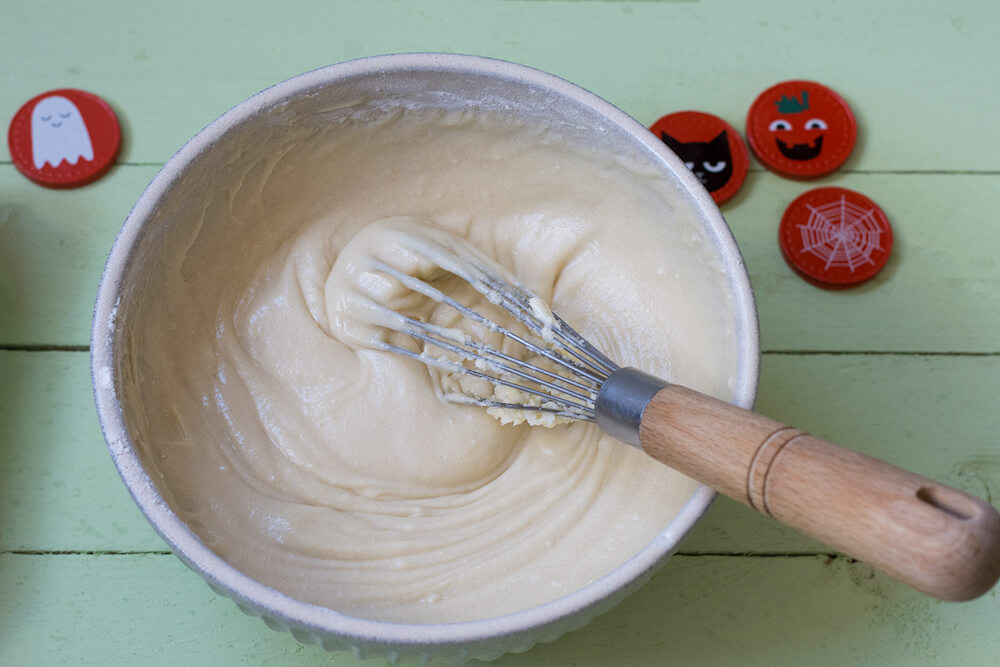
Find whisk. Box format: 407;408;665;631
358;235;1000;602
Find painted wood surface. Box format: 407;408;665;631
2;0;999;665
4;553;1000;666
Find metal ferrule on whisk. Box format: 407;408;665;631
594;368;669;448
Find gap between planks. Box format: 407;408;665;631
3;346;998;356
0;550;847;559
3;159;1000;175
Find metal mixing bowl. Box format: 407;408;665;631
91;53;759;662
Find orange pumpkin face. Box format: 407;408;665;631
746;80;857;179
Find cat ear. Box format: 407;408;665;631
660;132;684;152
708;130;729;148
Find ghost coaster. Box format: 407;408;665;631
7;88;122;188
650;111;749;205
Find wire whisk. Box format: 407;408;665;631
346;229;1000;603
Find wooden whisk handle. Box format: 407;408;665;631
637;383;1000;601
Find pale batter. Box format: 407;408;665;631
121;107;738;623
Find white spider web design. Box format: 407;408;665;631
798;195;885;272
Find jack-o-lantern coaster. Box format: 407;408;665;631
747;81;856;179
650;111;749;205
8;88;121;188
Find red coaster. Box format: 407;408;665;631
650;110;749;205
8;88;121;188
746;80;857;180
779;187;893;288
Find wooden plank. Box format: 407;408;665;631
0;165;159;347
4;166;1000;351
0;351;164;553
1;1;998;172
2;551;998;666
728;172;1000;354
4;351;997;557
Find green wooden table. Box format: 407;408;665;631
3;1;999;664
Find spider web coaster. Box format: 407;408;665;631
779;187;893;288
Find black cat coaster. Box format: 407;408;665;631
746;80;857;180
650;111;749;205
779;187;893;289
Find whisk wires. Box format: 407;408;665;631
367;258;619;422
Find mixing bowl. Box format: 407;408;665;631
91;53;759;662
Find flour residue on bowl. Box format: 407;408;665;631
120;107;737;623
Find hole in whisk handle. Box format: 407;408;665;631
916;485;981;521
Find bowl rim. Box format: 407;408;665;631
90;52;760;649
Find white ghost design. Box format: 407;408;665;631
31;95;94;169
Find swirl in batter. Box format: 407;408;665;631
122;108;738;622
